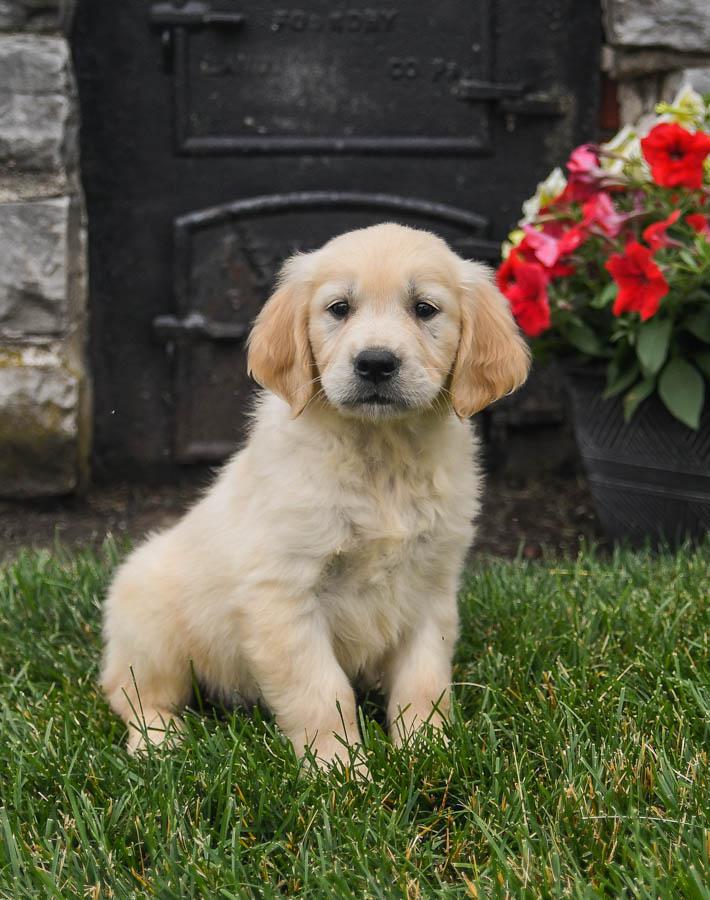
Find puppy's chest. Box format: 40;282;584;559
315;465;453;661
333;464;447;566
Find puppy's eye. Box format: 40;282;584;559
414;301;439;320
327;300;350;320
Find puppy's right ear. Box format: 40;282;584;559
451;261;531;418
247;255;316;416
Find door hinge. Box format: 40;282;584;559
153;313;249;343
150;2;245;27
452;79;524;102
454;79;568;117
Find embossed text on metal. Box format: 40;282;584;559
152;0;493;154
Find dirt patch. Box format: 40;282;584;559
0;471;605;563
475;473;606;558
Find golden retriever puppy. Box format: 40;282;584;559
101;223;530;763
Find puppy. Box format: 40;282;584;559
101;223;530;763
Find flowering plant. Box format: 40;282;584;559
498;86;710;429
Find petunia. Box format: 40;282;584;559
641;123;710;190
521;167;568;223
642;209;682;250
600;125;643;176
605;242;669;321
496;253;551;337
567;144;601;177
656;84;707;131
582;193;625;237
686;212;710;238
563;144;606;201
522;222;586;269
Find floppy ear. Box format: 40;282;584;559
247;256;317;415
450;261;531;418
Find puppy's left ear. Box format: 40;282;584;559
451;261;531;418
247;254;316;416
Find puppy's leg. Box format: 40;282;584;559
247;608;360;770
385;609;457;746
102;561;192;754
102;643;192;754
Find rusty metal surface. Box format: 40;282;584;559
72;0;601;473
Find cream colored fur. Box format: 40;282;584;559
101;223;530;765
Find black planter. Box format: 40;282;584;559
564;368;710;545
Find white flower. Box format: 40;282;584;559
656;83;707;131
520;167;567;224
600;124;650;180
600;125;639;173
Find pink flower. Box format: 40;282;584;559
642;210;682;250
582;193;625;237
563;144;605;201
522;222;586;268
567;145;601;177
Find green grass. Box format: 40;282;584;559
0;544;708;898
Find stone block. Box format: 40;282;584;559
617;77;664;127
616;68;710;130
603;47;710;79
0;0;75;33
0;195;80;336
0;36;75;173
0;344;81;496
603;0;710;54
666;67;710;95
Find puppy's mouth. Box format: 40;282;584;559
361;394;398;406
342;391;409;410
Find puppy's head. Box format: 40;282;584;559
248;223;530;419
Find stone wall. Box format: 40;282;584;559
0;0;89;496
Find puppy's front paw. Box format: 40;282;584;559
390;707;448;749
126;710;184;755
299;735;370;781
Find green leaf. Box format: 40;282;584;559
563;321;604;356
684;289;710;304
604;361;640;399
684;307;710;343
658;359;705;429
694;350;710;379
590;282;618;309
636;318;672;376
679;249;699;271
623;377;656;422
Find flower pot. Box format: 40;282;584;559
563;368;710;545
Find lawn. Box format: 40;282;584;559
0;543;708;898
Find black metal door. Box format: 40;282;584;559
72;0;600;472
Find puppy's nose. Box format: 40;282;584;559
354;348;400;384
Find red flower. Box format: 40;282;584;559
686;212;710;238
582;193;625;237
605;241;669;321
642;209;681;250
641;123;710;190
497;254;551;337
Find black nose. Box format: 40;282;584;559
354;348;400;384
